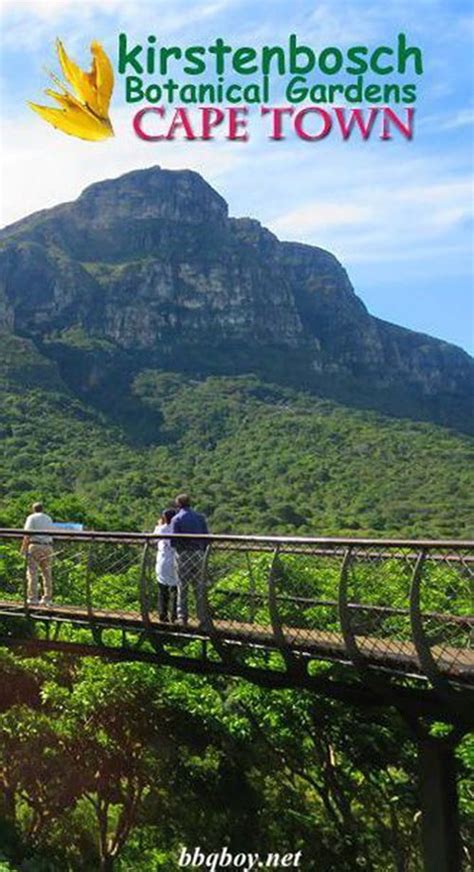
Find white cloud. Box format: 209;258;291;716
0;106;248;227
394;179;472;205
3;94;470;283
439;109;474;131
0;0;238;25
419;109;474;133
0;0;123;15
273;202;373;232
263;141;473;269
0;0;241;51
307;2;382;45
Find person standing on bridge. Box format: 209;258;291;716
21;502;54;606
154;508;178;623
170;494;209;626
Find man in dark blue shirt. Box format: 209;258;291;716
170;494;209;546
170;494;209;625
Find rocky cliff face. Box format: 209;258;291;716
1;165;473;432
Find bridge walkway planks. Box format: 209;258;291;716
1;598;472;683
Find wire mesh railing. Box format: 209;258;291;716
0;529;472;687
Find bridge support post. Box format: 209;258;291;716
418;736;462;872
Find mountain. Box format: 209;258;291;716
0;166;473;539
1;165;473;433
1;328;473;538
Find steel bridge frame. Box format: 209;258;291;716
0;529;472;871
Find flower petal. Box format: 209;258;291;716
90;41;114;116
28;39;115;141
28;99;113;141
56;39;99;114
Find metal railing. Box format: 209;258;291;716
0;529;472;692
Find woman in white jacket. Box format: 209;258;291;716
154;508;178;622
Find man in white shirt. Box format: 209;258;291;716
21;502;54;606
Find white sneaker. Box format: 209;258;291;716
27;598;39;605
39;597;52;606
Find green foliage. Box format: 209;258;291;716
1;338;473;539
0;615;472;872
1;335;473;870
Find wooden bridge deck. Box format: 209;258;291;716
1;598;472;682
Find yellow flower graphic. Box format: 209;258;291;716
28;39;114;142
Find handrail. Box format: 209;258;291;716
2;527;473;549
1;528;472;696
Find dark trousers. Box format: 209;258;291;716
158;583;177;622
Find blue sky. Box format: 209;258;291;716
1;0;473;353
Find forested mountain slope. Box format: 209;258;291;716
1;332;472;537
